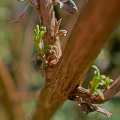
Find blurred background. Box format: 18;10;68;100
0;0;120;120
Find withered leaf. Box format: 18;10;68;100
59;0;78;15
92;105;112;117
12;3;30;23
78;102;94;115
78;102;112;117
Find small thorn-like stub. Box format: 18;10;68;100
54;18;67;38
59;0;78;15
54;18;62;35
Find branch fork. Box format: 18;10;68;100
69;76;120;117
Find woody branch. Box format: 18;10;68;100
32;0;120;120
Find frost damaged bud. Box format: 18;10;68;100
53;0;78;15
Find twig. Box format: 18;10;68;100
69;76;120;104
104;76;120;101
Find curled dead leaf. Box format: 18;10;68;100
53;0;78;15
74;96;112;117
78;102;112;117
92;105;112;117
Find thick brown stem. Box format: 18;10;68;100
32;0;63;119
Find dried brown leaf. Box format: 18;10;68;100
93;105;112;117
78;102;94;115
59;0;78;15
74;96;112;117
12;3;30;23
78;102;112;117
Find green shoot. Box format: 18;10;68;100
34;25;46;54
33;25;54;64
89;65;113;99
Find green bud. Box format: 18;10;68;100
36;25;40;34
40;26;46;32
95;89;104;99
92;65;100;76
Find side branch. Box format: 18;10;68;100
69;76;120;104
104;76;120;101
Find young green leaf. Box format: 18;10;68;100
89;65;113;99
103;77;113;88
92;65;100;76
95;89;104;99
34;25;46;54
